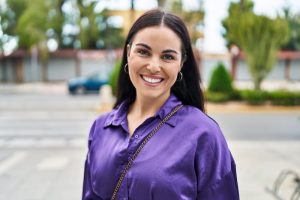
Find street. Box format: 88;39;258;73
0;84;299;200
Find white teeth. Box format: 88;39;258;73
142;76;162;83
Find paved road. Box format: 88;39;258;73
1;93;299;141
0;90;299;200
213;112;300;140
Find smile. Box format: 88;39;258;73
141;75;163;84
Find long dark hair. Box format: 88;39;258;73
114;8;205;112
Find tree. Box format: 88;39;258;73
76;0;99;49
280;7;300;51
48;0;65;48
222;0;254;48
169;0;205;44
73;0;124;49
222;0;289;90
15;0;52;81
0;0;28;52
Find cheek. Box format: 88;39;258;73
127;58;141;84
168;65;181;80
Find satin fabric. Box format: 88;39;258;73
82;94;239;200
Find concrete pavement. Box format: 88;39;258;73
0;82;299;200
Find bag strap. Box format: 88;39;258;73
111;104;183;200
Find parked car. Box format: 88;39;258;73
68;72;108;94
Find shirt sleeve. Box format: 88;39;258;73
197;157;239;200
195;122;239;200
82;121;101;200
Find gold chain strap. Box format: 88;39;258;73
111;104;183;200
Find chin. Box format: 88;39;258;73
139;90;170;100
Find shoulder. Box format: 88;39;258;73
178;105;223;140
92;112;112;128
180;105;229;152
87;110;115;141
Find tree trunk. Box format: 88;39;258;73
254;77;262;91
41;59;48;82
240;0;244;11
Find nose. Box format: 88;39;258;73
146;57;161;73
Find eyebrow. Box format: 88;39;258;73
135;43;179;54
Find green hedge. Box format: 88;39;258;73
208;89;300;106
239;90;269;105
205;91;231;103
268;90;300;106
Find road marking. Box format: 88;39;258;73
6;138;37;147
0;151;27;175
69;138;86;147
36;156;69;171
37;138;67;147
0;137;86;148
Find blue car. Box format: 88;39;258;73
68;72;108;94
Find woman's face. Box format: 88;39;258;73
127;26;183;101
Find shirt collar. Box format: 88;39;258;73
104;100;130;127
104;93;182;128
154;94;182;127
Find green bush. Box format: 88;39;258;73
238;89;300;106
269;90;300;106
208;62;233;93
108;60;121;96
239;90;269;105
205;91;231;103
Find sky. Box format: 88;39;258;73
106;0;300;53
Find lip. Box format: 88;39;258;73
140;74;164;86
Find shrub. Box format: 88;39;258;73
269;90;300;106
239;90;269;105
208;62;233;93
108;60;121;96
205;91;231;103
238;89;300;106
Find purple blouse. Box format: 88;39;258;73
82;94;239;200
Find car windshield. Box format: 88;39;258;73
88;73;107;81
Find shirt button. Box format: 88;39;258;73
134;134;139;139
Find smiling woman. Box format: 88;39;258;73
82;8;239;200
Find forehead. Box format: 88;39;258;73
131;26;182;51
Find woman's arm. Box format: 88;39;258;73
82;121;102;200
195;122;239;200
197;157;239;200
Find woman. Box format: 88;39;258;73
82;8;239;200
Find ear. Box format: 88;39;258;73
127;44;131;58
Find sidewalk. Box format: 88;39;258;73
229;140;300;200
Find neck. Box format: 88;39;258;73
129;93;170;118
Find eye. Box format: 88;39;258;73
137;48;150;56
162;54;175;60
